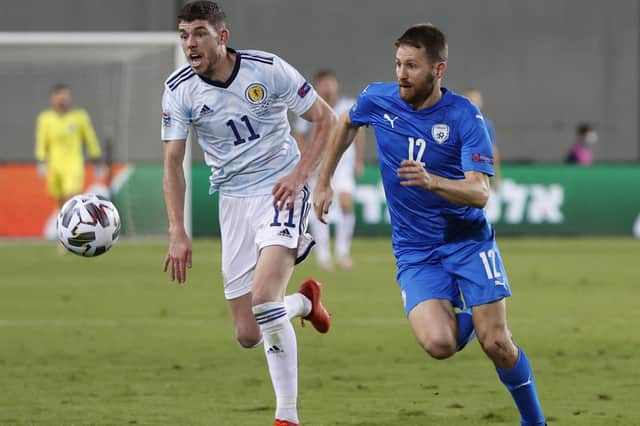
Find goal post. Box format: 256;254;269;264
0;32;192;238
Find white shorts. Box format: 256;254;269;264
219;187;314;300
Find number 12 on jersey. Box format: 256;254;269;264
408;137;426;165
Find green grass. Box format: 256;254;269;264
1;237;639;425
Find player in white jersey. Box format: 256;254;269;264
160;3;335;425
293;70;365;270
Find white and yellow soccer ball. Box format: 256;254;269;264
57;194;121;257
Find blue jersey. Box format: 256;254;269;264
349;83;494;264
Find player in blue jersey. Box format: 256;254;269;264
161;2;335;425
314;23;546;426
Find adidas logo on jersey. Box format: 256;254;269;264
198;104;214;118
278;228;292;238
266;345;284;355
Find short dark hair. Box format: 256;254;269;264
395;23;448;64
178;1;226;28
577;122;594;135
50;83;69;94
314;69;337;82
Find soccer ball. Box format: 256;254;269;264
57;194;121;257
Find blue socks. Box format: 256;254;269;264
497;348;546;426
456;308;476;351
454;310;545;425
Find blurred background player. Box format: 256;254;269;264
161;2;334;425
314;23;546;426
565;122;598;165
293;70;365;270
464;89;501;189
35;84;102;209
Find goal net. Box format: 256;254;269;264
0;32;192;239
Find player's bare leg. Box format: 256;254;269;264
408;299;458;359
252;245;300;425
408;298;476;358
228;293;262;348
474;299;546;425
335;192;355;269
473;299;517;368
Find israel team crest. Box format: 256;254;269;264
245;83;268;104
431;124;450;144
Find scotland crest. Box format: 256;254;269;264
245;83;268;105
431;124;450;144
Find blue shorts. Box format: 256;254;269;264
397;231;512;315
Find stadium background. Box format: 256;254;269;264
1;0;639;237
2;2;640;426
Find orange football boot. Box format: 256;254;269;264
274;420;299;426
298;278;331;333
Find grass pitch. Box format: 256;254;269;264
1;237;639;425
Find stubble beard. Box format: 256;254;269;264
401;73;436;109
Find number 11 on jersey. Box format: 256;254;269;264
226;115;260;146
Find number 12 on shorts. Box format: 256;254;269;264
479;249;501;280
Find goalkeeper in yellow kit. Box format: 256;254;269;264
35;84;102;208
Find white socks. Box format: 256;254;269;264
309;213;331;264
284;293;312;320
253;302;299;424
336;211;355;259
310;207;355;265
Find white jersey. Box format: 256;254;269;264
294;97;356;169
161;48;317;196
